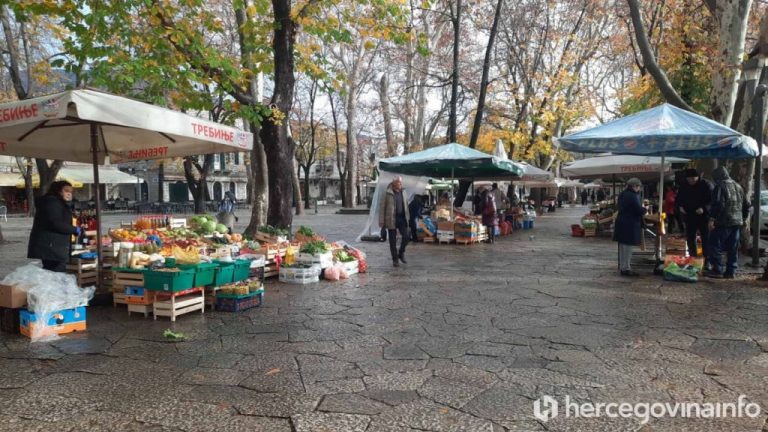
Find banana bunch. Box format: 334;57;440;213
172;245;200;264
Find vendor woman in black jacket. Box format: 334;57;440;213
27;181;79;272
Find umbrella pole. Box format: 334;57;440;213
612;174;616;207
90;123;103;291
657;155;665;263
451;168;454;220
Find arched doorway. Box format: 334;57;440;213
213;181;223;201
169;181;187;202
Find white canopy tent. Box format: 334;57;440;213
562;155;689;179
0;89;253;285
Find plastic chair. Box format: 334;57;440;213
0;205;6;222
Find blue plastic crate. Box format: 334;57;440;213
124;286;145;296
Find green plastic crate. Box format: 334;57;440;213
144;269;195;292
212;263;234;286
178;262;217;287
232;259;251;282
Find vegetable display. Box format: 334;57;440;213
300;240;328;255
258;225;289;237
297;226;315;237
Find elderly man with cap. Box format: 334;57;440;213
379;176;410;267
614;178;647;276
676;168;713;266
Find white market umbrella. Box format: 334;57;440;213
0;89;253;285
562;155;689;178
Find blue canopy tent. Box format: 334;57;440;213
556;103;758;265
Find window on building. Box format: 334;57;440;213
234;152;240;165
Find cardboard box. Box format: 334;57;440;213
19;306;86;338
0;284;26;308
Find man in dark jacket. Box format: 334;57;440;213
28;181;79;272
408;195;424;242
580;189;588;205
676;168;712;263
614;178;647;276
706;167;749;279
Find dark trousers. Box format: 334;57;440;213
42;260;66;273
409;218;419;242
709;226;740;275
388;219;408;262
685;214;709;259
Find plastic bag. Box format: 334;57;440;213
663;262;699;283
324;266;340;281
338;265;349;279
284;245;296;265
2;264;94;341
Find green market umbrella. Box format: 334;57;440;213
379;143;524;179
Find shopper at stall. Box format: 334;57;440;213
663;185;683;233
216;190;238;234
614;178;647;277
581;189;588;205
490;183;507;216
597;189;606;202
379;177;410;267
706;166;750;279
677;168;712;264
408;195;424;242
480;187;498;244
27;180;79;272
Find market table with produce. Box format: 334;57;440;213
0;215;368;340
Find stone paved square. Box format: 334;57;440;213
0;206;767;431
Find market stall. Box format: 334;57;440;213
558;103;759;269
365;143;526;244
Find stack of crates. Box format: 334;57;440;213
454;221;479;244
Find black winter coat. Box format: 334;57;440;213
677;179;712;217
27;195;77;262
613;188;647;246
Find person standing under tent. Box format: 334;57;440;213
480;187;498;244
590;190;596;204
663;185;683;234
216;190;238;234
408;195;424;242
677;168;712;265
28;181;80;272
597;189;606;202
490;183;507;218
581;189;588;205
614;178;647;277
706;167;750;279
379;177;410;267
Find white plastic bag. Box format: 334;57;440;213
2;264;94;341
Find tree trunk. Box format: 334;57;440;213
329;90;347;205
157;162;164;202
303;165;311;209
183;155;213;214
454;0;502;208
709;0;752;125
448;0;461;143
244;122;269;236
379;75;396;157
260;0;297;229
626;0;695;112
35;159;63;197
16;157;35;216
292;158;303;216
344;96;359;208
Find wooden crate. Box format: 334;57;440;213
584;228;597;237
153;288;204;322
114;271;144;287
113;292;128;307
127;303;153;317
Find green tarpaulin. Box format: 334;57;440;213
379;143;523;179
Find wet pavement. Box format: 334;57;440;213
0;206;767;431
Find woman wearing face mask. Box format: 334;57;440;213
27;181;79;272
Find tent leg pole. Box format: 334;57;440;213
658;155;665;264
91;123;103;291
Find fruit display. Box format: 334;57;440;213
257;225;289;237
300;241;328;255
